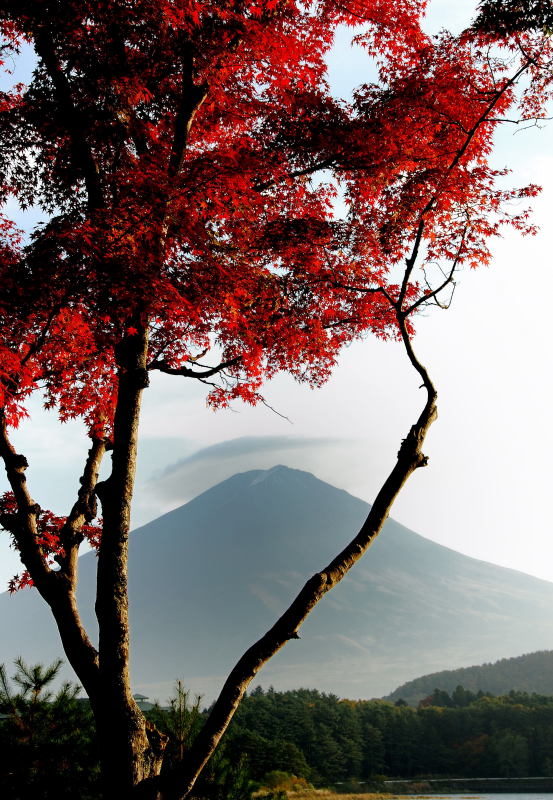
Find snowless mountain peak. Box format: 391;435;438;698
2;466;553;703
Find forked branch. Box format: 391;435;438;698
403;224;469;316
145;275;437;800
0;410;100;699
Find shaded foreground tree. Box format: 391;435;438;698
0;658;99;798
0;1;551;798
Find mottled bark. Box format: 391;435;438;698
93;326;168;797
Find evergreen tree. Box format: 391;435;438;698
0;659;99;799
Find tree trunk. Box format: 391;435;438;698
94;325;167;797
94;706;166;800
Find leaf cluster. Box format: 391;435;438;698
0;0;550;436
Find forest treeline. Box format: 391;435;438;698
387;649;553;705
4;661;553;799
224;685;553;785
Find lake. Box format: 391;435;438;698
399;795;553;799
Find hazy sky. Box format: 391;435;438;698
1;1;553;591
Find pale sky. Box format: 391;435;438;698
1;1;553;591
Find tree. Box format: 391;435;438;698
0;658;99;798
492;730;529;777
0;1;551;798
475;0;553;35
149;682;203;768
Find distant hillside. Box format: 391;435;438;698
3;466;553;701
387;650;553;705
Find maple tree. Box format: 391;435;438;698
0;1;551;798
475;0;553;34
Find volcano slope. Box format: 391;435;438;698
1;466;552;701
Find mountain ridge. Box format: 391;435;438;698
139;465;553;582
386;649;553;705
1;465;553;702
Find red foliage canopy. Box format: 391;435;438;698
0;1;551;577
1;5;553;795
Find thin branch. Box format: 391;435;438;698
258;397;292;423
148;355;241;379
144;250;438;800
55;436;106;586
329;0;377;23
432;280;457;310
487;114;553;124
330;282;394;305
403;225;469;316
253;158;335;192
322;316;362;329
442;60;533;177
398;57;533;309
20;305;62;369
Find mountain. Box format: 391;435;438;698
386;649;553;705
2;465;553;701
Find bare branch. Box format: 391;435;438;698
253;158;335;192
403;225;469;316
258;397;293;423
0;410;100;699
148;355;241;379
55;436;106;586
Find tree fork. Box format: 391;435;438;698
0;413;101;699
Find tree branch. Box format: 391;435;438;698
253;158;335;192
168;36;208;179
398;57;532;310
0;411;52;590
20;304;62;369
399;217;426;307
148;356;241;379
150;269;438;800
55;436;106;586
331;281;395;306
0;410;100;700
33;28;104;212
403;225;469;316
